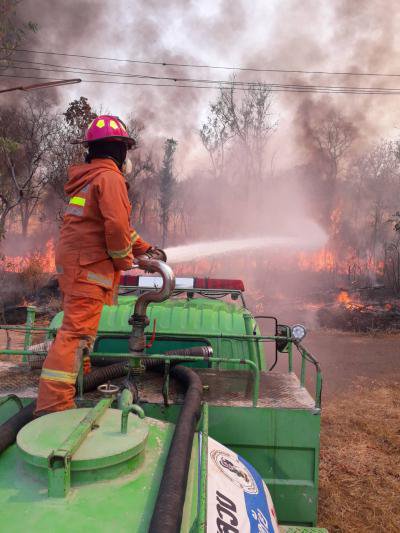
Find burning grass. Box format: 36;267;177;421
318;378;400;532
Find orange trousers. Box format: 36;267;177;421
35;294;103;415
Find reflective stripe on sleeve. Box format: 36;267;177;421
131;231;139;244
107;243;132;259
41;368;77;384
69;196;86;207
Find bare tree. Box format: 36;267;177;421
200;100;231;180
201;81;276;198
159;138;177;248
0;0;37;62
0;97;58;237
0;136;20;236
362;142;399;264
311;112;356;228
47;97;97;204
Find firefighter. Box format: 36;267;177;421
35;115;166;415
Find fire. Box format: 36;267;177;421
1;239;55;274
297;248;338;273
297;246;385;278
336;290;364;311
337;290;351;304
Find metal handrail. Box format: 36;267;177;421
0;310;322;408
293;342;323;409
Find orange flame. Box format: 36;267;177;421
297;248;337;273
297;246;384;277
337;290;351;304
1;239;55;274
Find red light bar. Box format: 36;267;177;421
120;274;139;286
194;278;245;292
119;274;245;292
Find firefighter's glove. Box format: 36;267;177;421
145;247;167;262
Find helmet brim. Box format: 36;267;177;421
71;135;136;148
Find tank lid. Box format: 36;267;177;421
17;408;148;474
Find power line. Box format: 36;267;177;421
5;46;400;79
5;62;400;94
0;78;80;94
2;73;400;95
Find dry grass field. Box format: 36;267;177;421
318;378;400;532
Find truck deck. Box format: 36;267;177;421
0;362;315;410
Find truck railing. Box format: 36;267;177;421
0;313;322;409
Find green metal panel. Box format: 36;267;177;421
210;406;321;527
143;403;321;527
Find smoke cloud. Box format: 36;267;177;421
10;0;400;166
3;0;400;313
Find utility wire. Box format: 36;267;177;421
2;73;400;95
4;63;400;94
5;46;400;79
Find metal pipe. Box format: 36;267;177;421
133;257;175;317
198;402;209;530
0;327;290;342
22;307;36;363
300;352;306;386
243;312;263;370
120;404;145;434
297;343;323;409
129;257;175;354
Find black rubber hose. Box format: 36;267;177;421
0;402;36;455
144;345;212;368
83;346;212;390
82;361;129;391
166;346;212;358
149;365;203;533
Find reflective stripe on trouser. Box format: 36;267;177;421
35;294;104;414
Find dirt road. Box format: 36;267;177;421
305;329;400;399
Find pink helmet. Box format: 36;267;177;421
72;115;136;147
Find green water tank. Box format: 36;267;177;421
0;408;199;532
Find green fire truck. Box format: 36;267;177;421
0;258;326;532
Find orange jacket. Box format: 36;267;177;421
55;158;150;304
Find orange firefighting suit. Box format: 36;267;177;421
35;158;150;414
